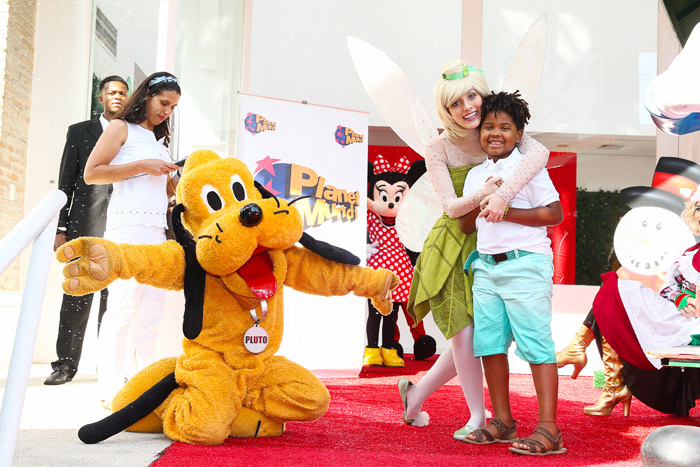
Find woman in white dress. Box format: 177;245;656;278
84;71;181;407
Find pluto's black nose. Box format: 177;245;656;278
239;203;263;227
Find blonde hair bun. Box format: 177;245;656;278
442;59;468;76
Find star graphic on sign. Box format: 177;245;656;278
254;156;281;176
262;180;281;196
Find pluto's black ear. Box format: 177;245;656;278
171;204;205;339
299;232;361;265
255;180;274;199
78;372;178;444
172;203;193;245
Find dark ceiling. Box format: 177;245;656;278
663;0;700;45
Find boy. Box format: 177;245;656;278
460;91;566;456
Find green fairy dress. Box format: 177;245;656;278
407;165;478;339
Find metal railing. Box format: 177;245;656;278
0;190;67;466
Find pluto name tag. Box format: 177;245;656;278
244;325;269;353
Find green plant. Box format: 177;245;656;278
593;369;605;389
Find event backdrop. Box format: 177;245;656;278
237;92;369;376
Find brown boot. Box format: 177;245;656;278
583;337;631;417
556;325;594;379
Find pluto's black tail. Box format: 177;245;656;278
78;372;178;444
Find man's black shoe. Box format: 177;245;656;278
44;364;75;385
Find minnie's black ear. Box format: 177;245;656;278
407;160;426;186
299;232;360;265
255;180;274;199
367;162;377;198
172;204;205;339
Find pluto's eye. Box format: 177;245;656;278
656;223;662;230
642;220;648;227
231;174;247;202
201;184;225;213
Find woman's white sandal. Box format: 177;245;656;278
397;378;430;427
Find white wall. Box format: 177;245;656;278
248;0;463;129
576;154;656;191
247;0;659;138
482;0;658;137
92;0;160;88
173;0;245;158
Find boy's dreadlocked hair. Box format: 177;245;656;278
481;90;531;130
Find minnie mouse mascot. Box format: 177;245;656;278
365;154;436;366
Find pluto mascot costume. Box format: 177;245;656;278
58;150;398;445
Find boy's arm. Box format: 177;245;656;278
458;209;479;234
504;201;563;227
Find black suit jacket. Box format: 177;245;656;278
57;118;112;239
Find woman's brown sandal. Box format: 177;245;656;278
462;417;517;444
508;426;567;456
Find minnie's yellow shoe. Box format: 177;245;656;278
363;347;383;366
380;347;404;368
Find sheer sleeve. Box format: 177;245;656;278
424;141;482;219
494;132;549;202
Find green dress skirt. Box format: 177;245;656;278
407;165;478;340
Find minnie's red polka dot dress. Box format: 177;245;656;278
367;210;413;302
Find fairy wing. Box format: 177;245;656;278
347;36;438;157
395;174;444;252
347;36;442;251
501;14;547;108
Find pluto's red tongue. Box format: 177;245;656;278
238;246;277;300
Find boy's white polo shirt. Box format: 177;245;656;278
463;147;559;256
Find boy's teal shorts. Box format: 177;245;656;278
470;253;556;364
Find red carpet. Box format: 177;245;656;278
153;354;700;466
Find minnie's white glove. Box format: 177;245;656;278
366;242;379;261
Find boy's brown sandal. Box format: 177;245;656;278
508;426;567;456
462;417;517;444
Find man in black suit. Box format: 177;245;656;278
45;75;129;385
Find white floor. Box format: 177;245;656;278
1;364;171;467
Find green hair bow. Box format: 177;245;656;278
442;65;484;81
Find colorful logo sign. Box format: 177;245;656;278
253;156;359;229
334;125;364;147
244;113;276;135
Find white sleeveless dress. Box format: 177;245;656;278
97;122;171;402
